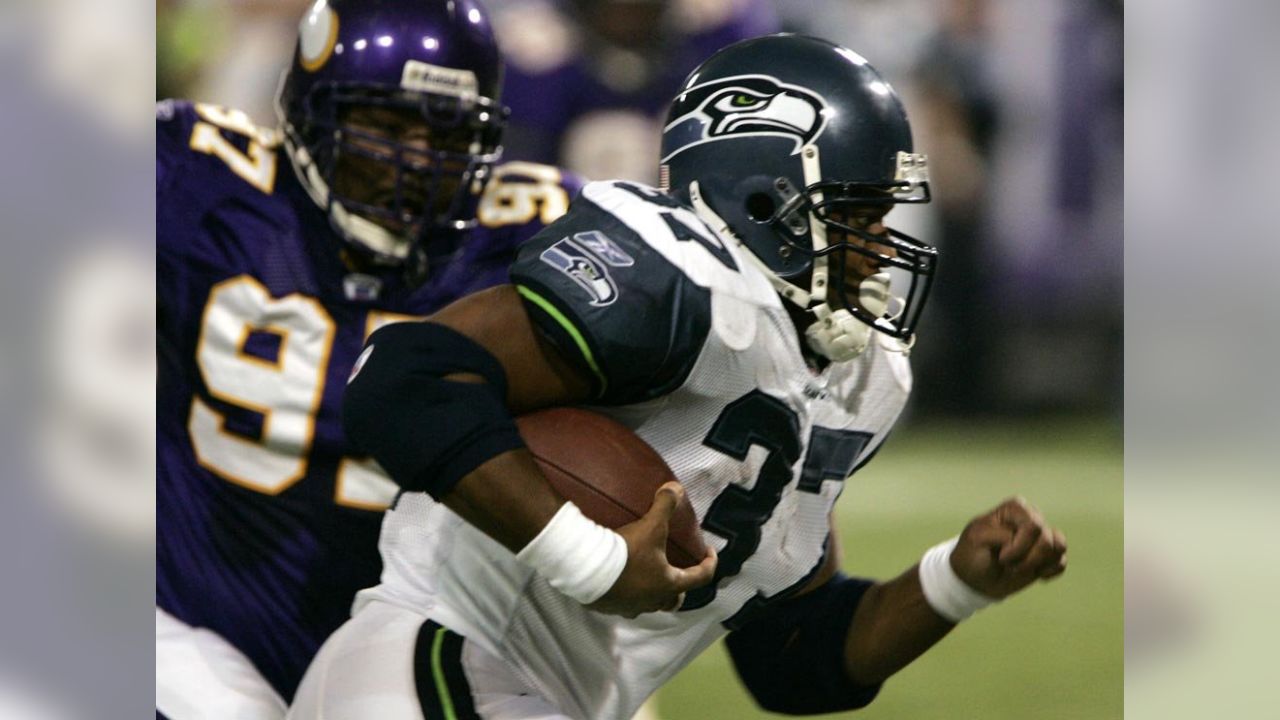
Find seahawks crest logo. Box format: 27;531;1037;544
661;75;829;160
539;231;634;307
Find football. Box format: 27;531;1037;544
515;407;707;569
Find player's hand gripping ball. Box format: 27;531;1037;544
516;408;707;568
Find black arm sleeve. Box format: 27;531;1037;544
342;321;525;500
725;573;883;715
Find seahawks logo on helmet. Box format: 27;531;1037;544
661;75;830;160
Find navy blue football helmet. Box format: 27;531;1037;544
277;0;507;276
661;34;936;359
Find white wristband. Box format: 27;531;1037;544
515;502;628;605
918;537;997;623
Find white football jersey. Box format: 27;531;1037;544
357;180;911;720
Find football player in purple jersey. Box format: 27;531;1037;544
156;1;581;717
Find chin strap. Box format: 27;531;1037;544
801;144;830;306
804;273;888;362
806;275;916;360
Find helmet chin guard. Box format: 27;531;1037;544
804;273;900;362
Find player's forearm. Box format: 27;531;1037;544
446;440;652;611
441;448;566;552
843;565;954;685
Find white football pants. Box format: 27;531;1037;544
155;606;287;720
287;599;573;720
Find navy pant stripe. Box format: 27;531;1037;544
413;620;481;720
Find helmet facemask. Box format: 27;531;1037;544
774;157;935;345
280;82;506;278
692;147;936;361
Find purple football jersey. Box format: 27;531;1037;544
156;99;581;698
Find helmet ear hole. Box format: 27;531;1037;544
745;192;776;222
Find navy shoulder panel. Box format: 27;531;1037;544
510;182;712;405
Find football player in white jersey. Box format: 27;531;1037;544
290;35;1067;720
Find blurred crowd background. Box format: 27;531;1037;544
157;0;1124;420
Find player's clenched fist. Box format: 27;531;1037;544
950;497;1067;600
590;483;719;619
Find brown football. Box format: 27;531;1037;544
515;407;706;569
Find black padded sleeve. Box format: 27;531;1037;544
509;191;712;405
342;322;525;500
725;573;883;715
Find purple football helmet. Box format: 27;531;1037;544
276;0;507;276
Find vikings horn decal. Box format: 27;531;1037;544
661;75;830;160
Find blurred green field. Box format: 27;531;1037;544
654;417;1123;720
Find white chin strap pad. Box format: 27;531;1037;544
804;272;891;362
329;202;411;260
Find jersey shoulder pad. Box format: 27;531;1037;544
157;99;281;197
509;180;715;405
157;101;293;270
490;160;584;191
474;161;585;237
